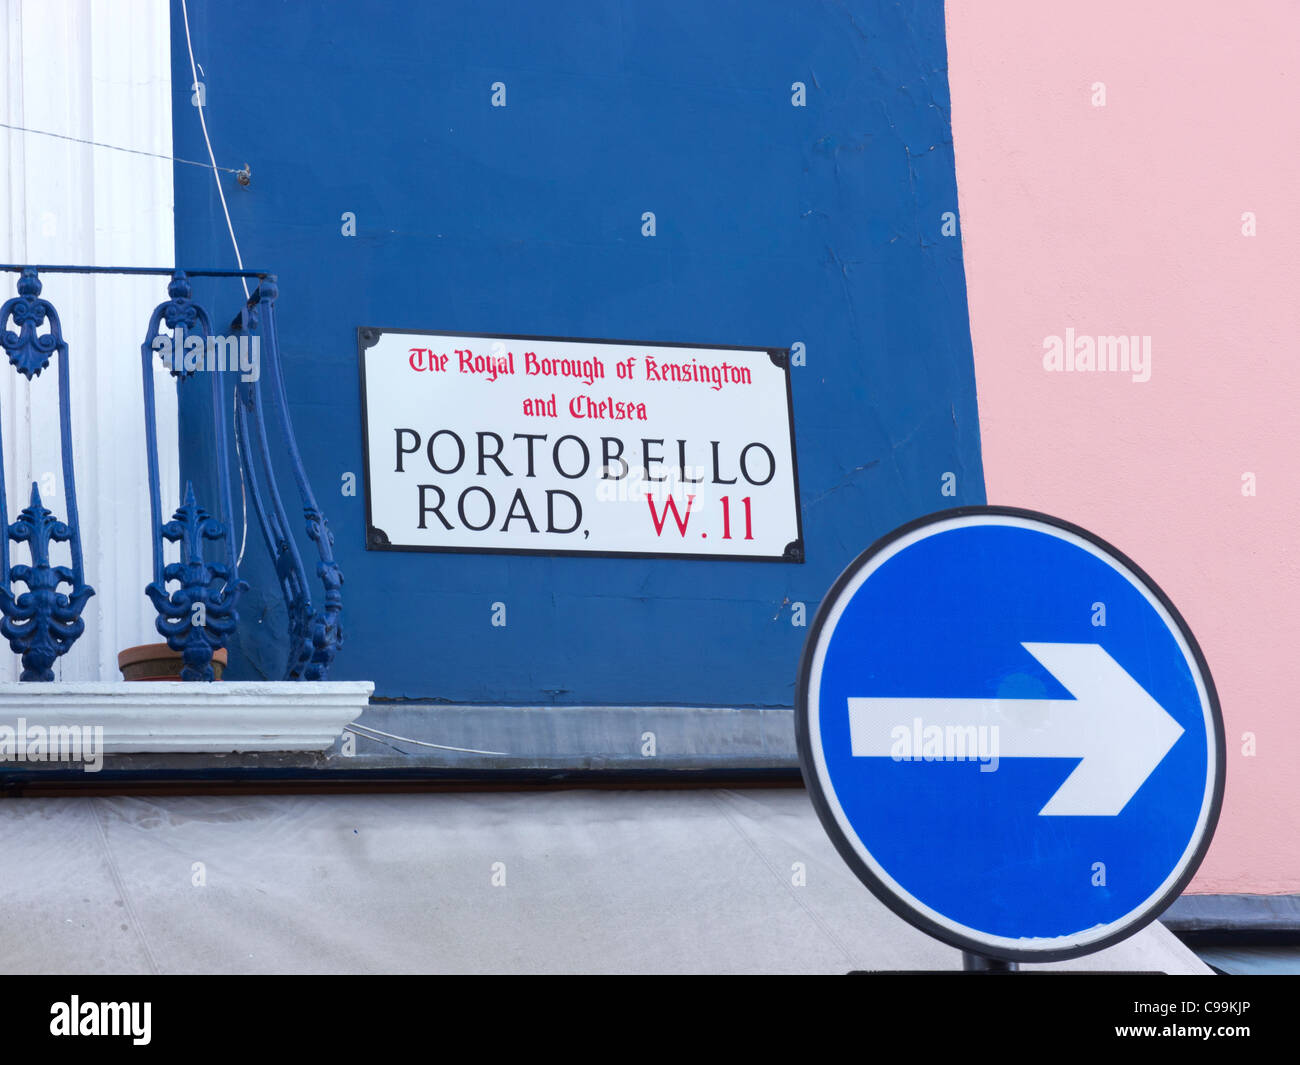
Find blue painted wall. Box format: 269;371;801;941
170;0;985;705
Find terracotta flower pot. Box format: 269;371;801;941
117;643;228;681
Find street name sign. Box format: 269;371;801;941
358;329;803;562
796;507;1224;962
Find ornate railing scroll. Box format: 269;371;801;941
139;271;245;680
232;276;343;679
0;270;95;680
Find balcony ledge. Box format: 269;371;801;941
0;681;374;753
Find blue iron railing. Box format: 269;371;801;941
231;278;343;680
0;269;94;680
0;264;343;681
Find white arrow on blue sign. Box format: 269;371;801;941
796;507;1225;962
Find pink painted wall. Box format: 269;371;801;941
946;1;1300;893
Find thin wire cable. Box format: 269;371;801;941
0;120;241;173
231;385;247;564
345;722;509;757
180;0;250;563
179;0;248;301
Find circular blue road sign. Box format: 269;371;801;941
796;507;1224;962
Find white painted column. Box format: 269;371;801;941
0;0;177;680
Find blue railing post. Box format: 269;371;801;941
0;269;95;680
140;272;245;680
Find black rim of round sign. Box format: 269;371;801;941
794;505;1226;964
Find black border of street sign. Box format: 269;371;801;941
795;505;1226;964
356;327;805;563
